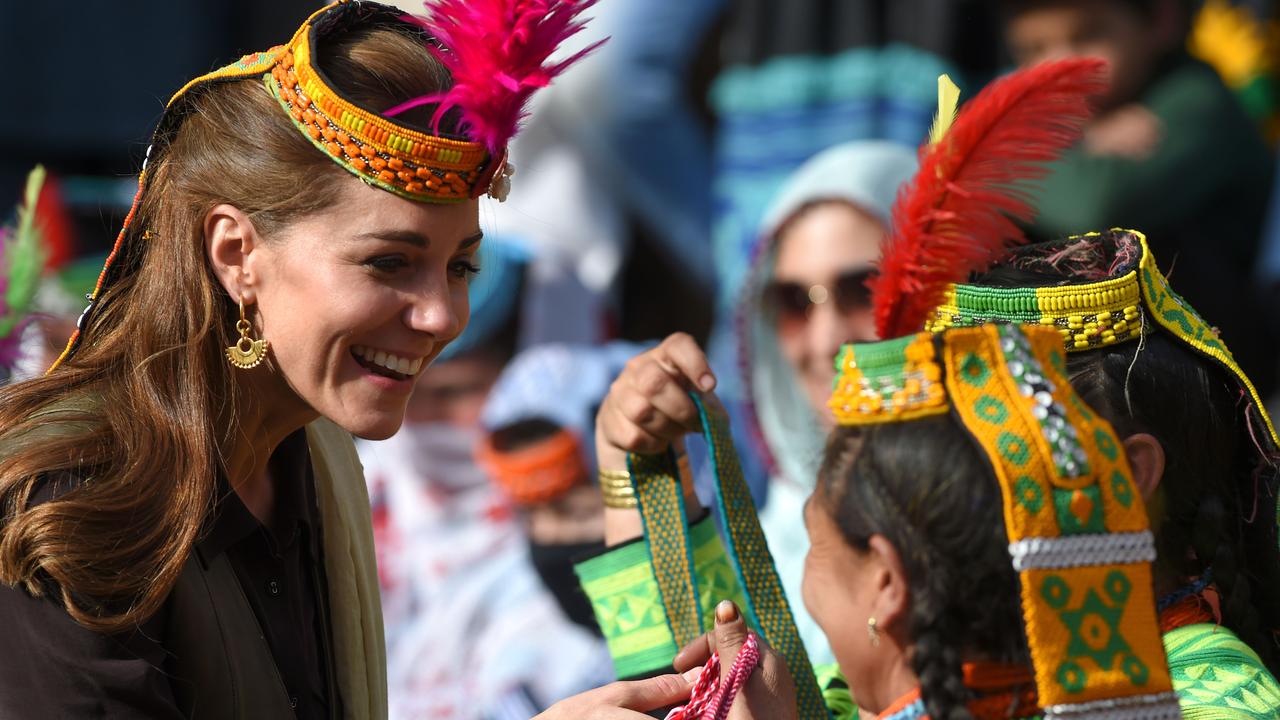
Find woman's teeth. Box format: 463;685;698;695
352;345;424;377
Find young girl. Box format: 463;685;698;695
546;321;1178;719
929;228;1280;715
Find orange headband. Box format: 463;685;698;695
476;427;587;504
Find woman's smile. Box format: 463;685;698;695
351;344;427;377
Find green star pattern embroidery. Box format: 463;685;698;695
1061;587;1130;670
1042;571;1150;694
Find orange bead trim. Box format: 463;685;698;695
1158;594;1216;634
269;30;493;203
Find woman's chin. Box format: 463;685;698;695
325;407;407;441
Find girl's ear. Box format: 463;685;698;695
1122;432;1166;501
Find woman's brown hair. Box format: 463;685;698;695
0;24;451;633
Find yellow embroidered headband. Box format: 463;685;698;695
829;324;1180;718
50;0;600;371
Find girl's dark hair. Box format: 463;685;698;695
979;264;1280;674
819;415;1031;720
1070;336;1280;672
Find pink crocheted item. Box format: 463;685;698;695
666;633;762;720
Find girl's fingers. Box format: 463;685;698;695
656;333;716;392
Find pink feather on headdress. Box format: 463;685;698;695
386;0;604;155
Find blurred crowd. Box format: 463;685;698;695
4;0;1280;717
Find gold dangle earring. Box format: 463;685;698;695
867;617;881;648
225;296;269;369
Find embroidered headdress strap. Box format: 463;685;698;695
929;228;1280;556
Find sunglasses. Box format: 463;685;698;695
763;268;878;325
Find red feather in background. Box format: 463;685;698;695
388;0;604;156
871;57;1108;339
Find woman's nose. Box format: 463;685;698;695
806;301;848;370
405;280;464;340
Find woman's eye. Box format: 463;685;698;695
366;255;410;273
450;258;481;280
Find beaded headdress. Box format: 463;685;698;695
50;0;599;370
926;228;1279;451
830;326;1180;718
828;60;1179;717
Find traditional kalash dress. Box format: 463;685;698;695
572;57;1243;718
927;229;1280;718
0;2;595;718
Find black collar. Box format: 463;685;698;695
197;429;316;560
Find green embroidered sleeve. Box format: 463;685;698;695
575;517;861;718
575;514;747;679
1165;623;1280;718
814;664;858;720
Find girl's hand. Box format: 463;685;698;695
597;332;716;457
596;333;714;544
673;601;799;720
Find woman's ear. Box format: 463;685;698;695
865;534;910;633
1122;432;1166;501
205;204;262;302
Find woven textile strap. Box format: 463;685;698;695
629;393;829;719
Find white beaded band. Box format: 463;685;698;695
1009;531;1156;571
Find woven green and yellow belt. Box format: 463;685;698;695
628;393;829;719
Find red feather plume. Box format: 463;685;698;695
871;57;1107;339
387;0;604;155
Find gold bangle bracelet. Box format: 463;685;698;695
598;468;637;509
602;492;637;509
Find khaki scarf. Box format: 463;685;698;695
306;418;388;720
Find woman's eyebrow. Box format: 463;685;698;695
357;229;430;247
355;229;483;250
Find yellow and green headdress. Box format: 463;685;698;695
831;325;1180;717
926;228;1279;454
827;59;1180;717
50;0;600;370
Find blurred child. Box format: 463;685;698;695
476;342;642;634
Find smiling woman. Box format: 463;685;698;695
0;1;597;718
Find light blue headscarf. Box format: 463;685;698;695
740;139;918;490
480;340;648;468
739;140;917;665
